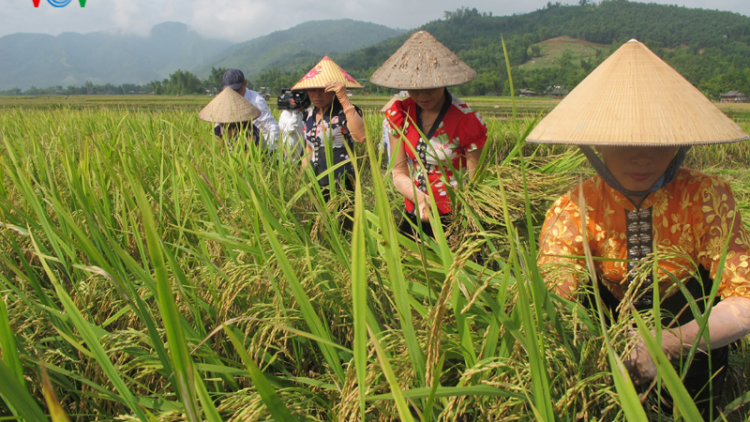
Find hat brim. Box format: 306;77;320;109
290;85;364;91
526;136;750;147
198;88;261;124
291;56;364;91
370;31;477;90
526;40;749;147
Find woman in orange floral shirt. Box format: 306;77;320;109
530;40;750;419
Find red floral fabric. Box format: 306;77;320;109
385;95;487;214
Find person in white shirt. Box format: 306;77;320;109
276;90;308;161
379;97;401;167
380;118;391;166
222;69;280;150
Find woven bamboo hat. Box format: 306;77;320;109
526;39;748;146
198;87;260;124
370;31;477;89
291;56;363;90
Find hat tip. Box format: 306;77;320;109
628;38;640;43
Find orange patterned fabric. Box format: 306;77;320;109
539;168;750;300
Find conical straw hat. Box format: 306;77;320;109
198;87;260;124
370;31;477;89
527;39;748;146
291;56;363;90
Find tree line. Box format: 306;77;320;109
0;67;230;97
208;2;750;100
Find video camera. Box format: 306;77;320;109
277;89;311;111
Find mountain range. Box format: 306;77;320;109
0;22;230;90
4;2;750;97
192;19;405;80
0;20;404;90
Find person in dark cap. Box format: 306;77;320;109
222;69;279;151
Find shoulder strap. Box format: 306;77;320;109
416;91;452;140
413;91;453;194
579;145;690;202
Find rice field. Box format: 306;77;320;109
0;98;749;421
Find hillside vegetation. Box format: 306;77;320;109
253;1;750;99
193;19;405;80
519;36;606;70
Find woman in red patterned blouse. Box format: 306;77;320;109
370;31;487;238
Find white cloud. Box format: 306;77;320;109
189;0;276;41
110;0;151;36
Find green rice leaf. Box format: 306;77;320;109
0;360;47;422
28;231;150;422
247;182;346;383
0;292;23;388
577;186;649;422
368;325;415;422
134;184;203;421
223;324;301;422
367;384;526;401
350;141;369;420
364;119;426;384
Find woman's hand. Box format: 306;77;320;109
416;194;431;222
301;145;313;170
327;80;365;142
466;148;482;180
325;81;350;106
624;332;657;385
624;297;750;385
624;329;682;385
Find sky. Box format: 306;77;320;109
1;0;750;42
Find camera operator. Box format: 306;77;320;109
277;90;309;162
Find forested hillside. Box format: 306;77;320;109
194;19;405;80
254;0;750;99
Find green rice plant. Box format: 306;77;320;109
223;324;299;421
28;229;150;421
42;365;73;422
350;144;369;421
0;92;748;422
0;360;48;421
